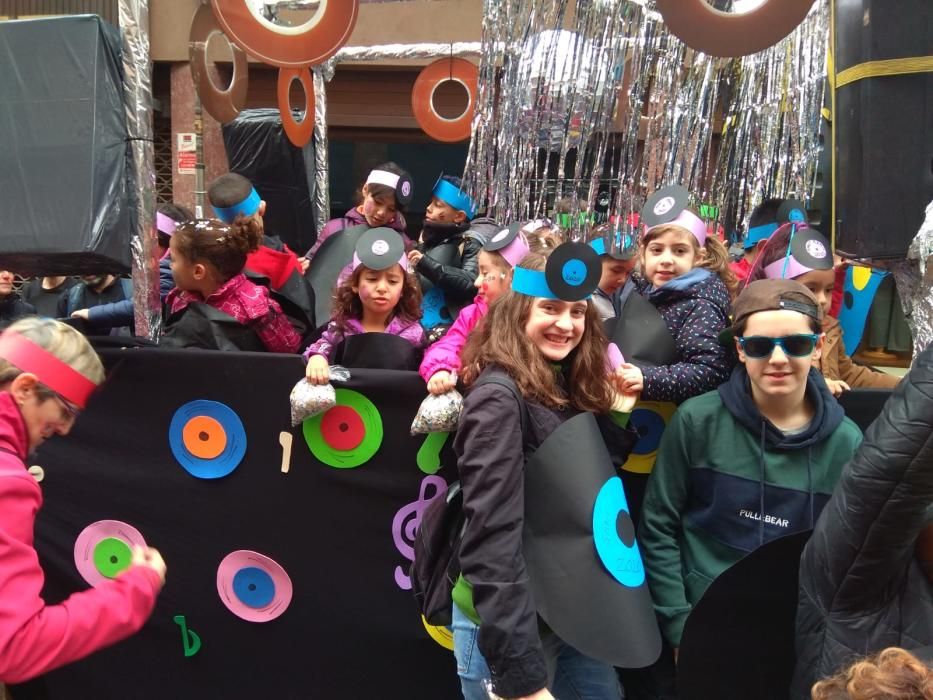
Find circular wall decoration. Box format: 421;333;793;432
217;550;293;623
211;0;358;68
277;67;315;147
411;58;478;143
169;400;247;479
654;0;817;58
303;388;383;469
189;3;249;124
74;520;147;587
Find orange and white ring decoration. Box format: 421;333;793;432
210;0;358;68
189;4;249;124
654;0;817;58
411;58;478;143
277;67;315;147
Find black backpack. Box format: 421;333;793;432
410;372;529;626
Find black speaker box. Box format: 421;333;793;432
834;0;933;259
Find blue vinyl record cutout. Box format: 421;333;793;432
592;476;645;588
169;400;247;479
232;566;276;609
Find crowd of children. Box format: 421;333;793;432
0;166;926;700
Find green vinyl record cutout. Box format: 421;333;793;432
303;389;384;468
93;537;133;579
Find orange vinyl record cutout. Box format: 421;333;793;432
654;0;817;57
182;416;227;460
189;4;249;124
210;0;358;68
411;58;478;143
277;67;315;148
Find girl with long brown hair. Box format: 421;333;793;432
450;245;652;700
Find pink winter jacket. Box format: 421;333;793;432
419;295;487;382
0;392;162;683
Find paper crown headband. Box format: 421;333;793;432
212;187;261;223
433;176;477;220
744;198;808;249
352;227;409;273
366;168;414;207
484;223;531;267
511;242;601;301
156;212;178;238
762;224;833;281
589;227;637;260
641;185;707;247
0;331;97;408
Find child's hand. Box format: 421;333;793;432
70;309;90;321
427;370;456;395
299;257;310;274
305;355;331;385
407;249;424;267
131;545;167;585
824;378;850;397
614;363;644;394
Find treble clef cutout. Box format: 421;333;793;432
391;475;447;590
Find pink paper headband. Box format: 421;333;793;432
351;251;410;273
0;331;97;408
645;209;707;247
156;212;178;237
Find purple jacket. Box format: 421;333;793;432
304;316;425;361
419;295;487;382
306;208;409;258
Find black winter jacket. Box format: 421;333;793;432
415;218;494;307
454;366;635;697
792;345;933;698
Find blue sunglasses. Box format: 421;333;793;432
738;334;819;358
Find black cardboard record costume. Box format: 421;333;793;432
760;224;833;282
509;242;662;668
330;228;422;372
307;168;414;325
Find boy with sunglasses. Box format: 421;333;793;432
639;279;862;661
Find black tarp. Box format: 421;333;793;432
222;109;317;257
0;15;133;275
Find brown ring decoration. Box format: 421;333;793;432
189;4;249;124
411;58;478;143
277;67;315;148
654;0;817;58
211;0;358;68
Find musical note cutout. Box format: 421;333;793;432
391;475;447;590
416;432;449;475
173;614;202;657
279;431;293;474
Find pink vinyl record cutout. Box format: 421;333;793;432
216;550;293;623
73;520;147;587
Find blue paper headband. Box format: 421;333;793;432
433;178;476;220
512;267;561;299
589;232;635;259
212;187;261;223
744;222;779;249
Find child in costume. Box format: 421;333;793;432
305;228;424;382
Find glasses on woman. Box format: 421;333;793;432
738;334;819;359
51;392;81;425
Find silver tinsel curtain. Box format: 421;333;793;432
463;0;829;239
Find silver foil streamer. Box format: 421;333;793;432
892;199;933;359
710;1;829;237
312;66;331;237
462;0;636;238
326;42;483;66
119;0;160;341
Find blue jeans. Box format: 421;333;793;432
451;604;623;700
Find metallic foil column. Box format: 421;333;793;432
312;65;332;237
119;0;160;341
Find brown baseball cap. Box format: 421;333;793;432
732;279;822;332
